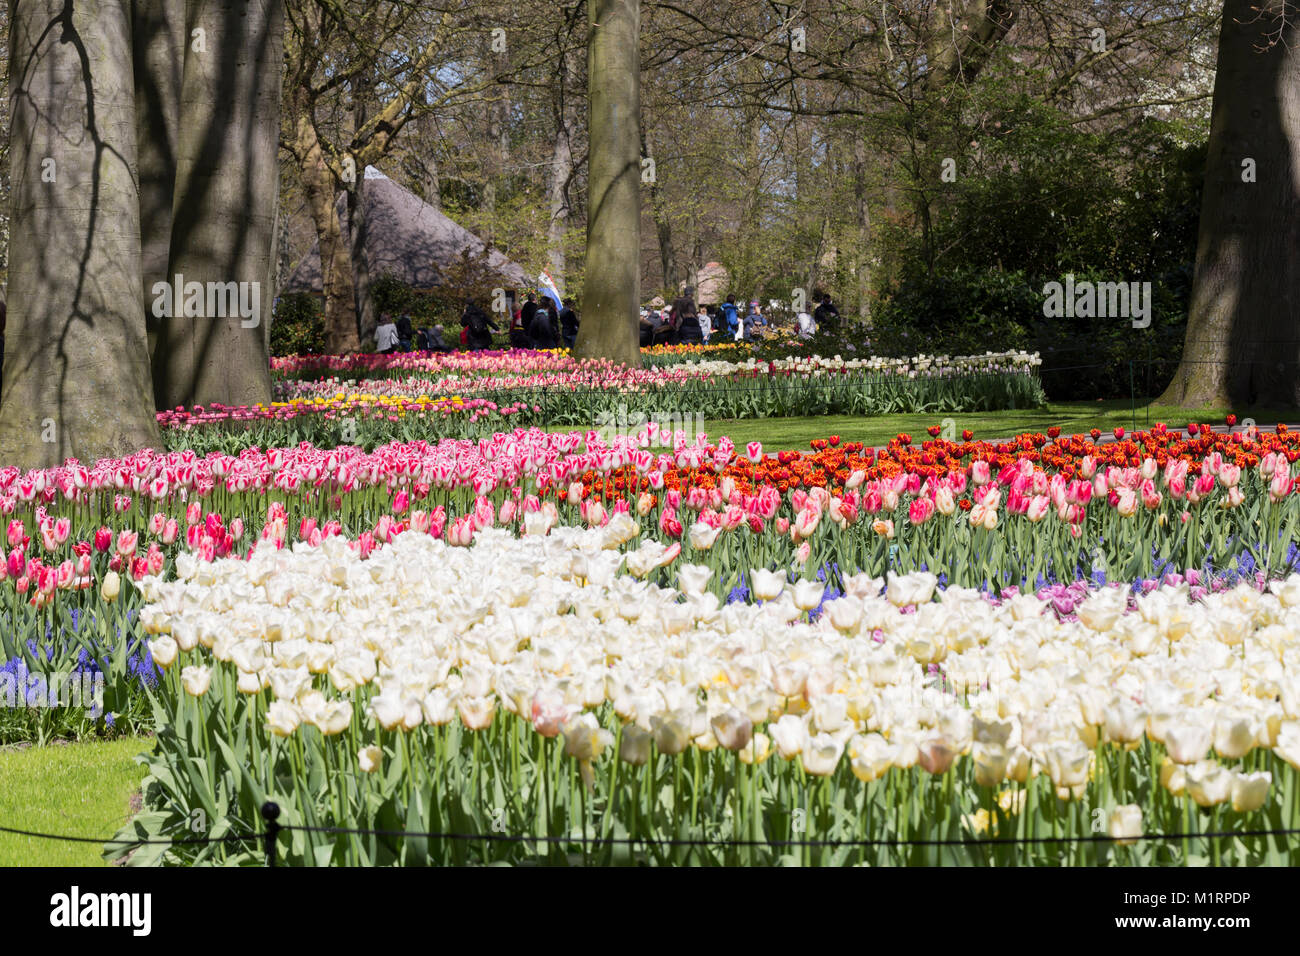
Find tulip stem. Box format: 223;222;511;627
603;723;622;862
690;746;700;843
1211;805;1221;866
580;777;589;866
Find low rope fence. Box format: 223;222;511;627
4;803;1300;867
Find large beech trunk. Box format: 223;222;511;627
1159;0;1300;408
576;0;642;367
132;0;184;365
152;0;284;408
0;0;160;467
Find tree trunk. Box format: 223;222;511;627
153;0;284;409
424;154;441;210
482;61;507;247
806;216;829;305
640;125;676;294
0;0;159;467
348;177;374;343
273;187;291;301
1158;0;1300;409
852;128;872;325
291;82;359;355
132;0;184;366
575;0;641;367
547;50;577;290
349;73;375;342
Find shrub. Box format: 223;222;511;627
270;294;326;357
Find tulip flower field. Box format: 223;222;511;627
259;349;1047;432
162;350;1044;455
5;406;1300;864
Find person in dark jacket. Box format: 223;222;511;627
528;302;559;348
678;302;704;343
396;313;414;350
429;325;453;352
669;287;697;347
813;292;840;334
519;294;538;334
718;295;740;336
559;299;579;348
461;300;497;350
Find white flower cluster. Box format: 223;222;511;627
688;350;1041;379
138;523;1300;805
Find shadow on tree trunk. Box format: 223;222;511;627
1160;0;1300;410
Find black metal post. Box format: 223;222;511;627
262;802;281;867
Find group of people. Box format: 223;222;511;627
507;294;580;350
800;293;840;339
640;290;840;346
374;288;840;354
373;292;580;354
640;289;751;347
375;312;452;354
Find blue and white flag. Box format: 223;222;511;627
538;270;563;311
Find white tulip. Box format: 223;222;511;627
750;568;786;601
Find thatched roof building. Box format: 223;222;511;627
283;167;528;294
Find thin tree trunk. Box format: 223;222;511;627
806;216;829;304
640;125;675;293
483;56;507;247
575;0;641;366
153;0;284;408
852;127;872;325
291;82;359;354
132;0;183;366
349;72;375;342
547;50;577;290
423;151;441;210
273;188;292;301
0;0;159;467
1158;0;1300;408
348;177;374;342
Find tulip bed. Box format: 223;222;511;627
118;527;1300;866
157;395;543;455
259;350;1047;433
3;418;1300;865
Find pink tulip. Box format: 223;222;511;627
935;487;955;515
1270;467;1294;501
908;498;935;525
116;530;138;557
473;496;496;531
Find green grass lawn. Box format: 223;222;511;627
0;736;151;866
695;400;1298;451
544;398;1294;450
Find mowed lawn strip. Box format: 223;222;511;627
698;401;1296;451
543;400;1294;452
0;736;151;866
